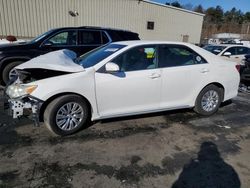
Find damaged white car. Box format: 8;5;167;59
5;41;240;135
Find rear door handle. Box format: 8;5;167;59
200;68;209;73
149;73;161;79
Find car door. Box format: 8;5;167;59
158;44;210;108
40;30;78;54
95;45;161;117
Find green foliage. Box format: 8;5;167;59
193;5;204;14
205;6;224;23
164;1;249;25
165;1;182;8
245;12;250;22
171;1;182;8
224;8;244;24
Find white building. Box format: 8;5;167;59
0;0;204;43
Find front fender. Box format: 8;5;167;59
27;69;99;120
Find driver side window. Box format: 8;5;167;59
112;45;157;72
47;30;77;46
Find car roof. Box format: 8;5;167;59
52;26;136;33
111;40;195;47
206;44;246;47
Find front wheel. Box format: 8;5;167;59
194;85;223;116
44;95;89;136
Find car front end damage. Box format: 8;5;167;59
5;68;67;126
4;58;77;124
7;95;43;126
5;83;43;126
4;49;85;127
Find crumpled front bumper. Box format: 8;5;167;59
7;95;43;126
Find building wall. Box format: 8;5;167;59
0;0;204;43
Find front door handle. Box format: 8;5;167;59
149;73;161;79
200;68;209;73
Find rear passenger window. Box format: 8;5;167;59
158;45;207;68
106;31;139;41
79;30;101;45
107;31;123;42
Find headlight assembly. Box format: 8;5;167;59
6;84;37;99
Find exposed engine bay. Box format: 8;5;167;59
14;68;72;84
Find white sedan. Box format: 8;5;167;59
6;41;240;135
203;44;250;65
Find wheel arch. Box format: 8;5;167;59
200;82;225;101
39;92;92;122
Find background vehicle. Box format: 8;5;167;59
6;41;240;136
0;26;140;85
203;44;250;65
241;54;250;84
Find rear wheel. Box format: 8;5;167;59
44;95;89;136
194;85;223;116
2;61;24;84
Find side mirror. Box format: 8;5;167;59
223;52;232;57
105;62;120;73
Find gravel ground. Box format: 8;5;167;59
0;88;250;188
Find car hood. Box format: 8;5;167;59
0;41;32;50
16;49;84;72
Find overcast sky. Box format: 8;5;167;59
151;0;249;12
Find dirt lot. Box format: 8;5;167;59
0;89;250;188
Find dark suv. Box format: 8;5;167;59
0;26;140;85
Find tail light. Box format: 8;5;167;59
235;65;241;72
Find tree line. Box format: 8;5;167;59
165;1;250;40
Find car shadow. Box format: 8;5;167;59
220;99;232;107
171;141;241;188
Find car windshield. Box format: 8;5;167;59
203;45;227;55
29;29;56;43
75;44;126;68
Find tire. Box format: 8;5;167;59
44;95;89;136
194;85;223;116
2;61;24;85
